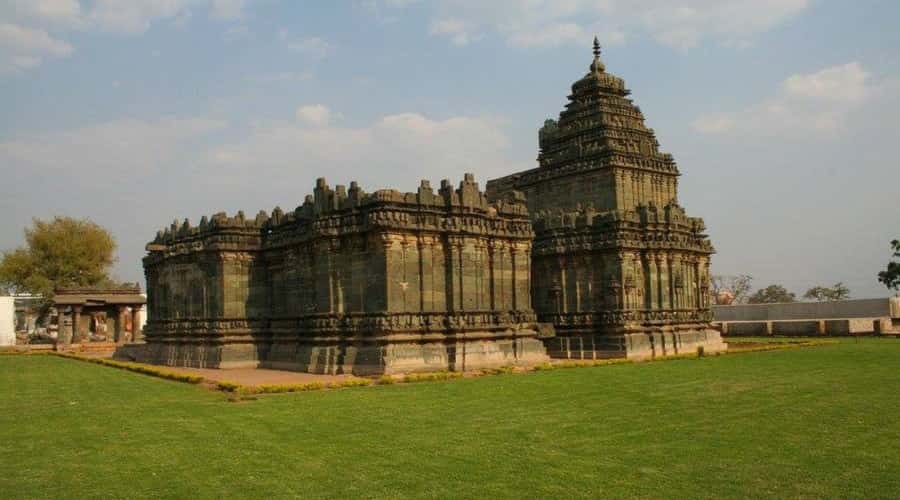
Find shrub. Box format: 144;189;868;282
216;381;241;392
404;371;464;383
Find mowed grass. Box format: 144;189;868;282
2;340;899;499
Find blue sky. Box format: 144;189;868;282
1;0;898;298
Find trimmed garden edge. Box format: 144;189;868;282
11;339;836;397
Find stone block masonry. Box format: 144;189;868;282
122;39;728;370
123;175;548;375
487;39;725;359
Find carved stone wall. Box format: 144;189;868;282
131;174;548;374
487;41;725;359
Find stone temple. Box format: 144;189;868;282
120;40;725;374
486;39;726;359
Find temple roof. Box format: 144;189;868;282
572;36;627;96
536;38;676;175
54;285;146;306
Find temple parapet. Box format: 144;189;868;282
148;173;531;253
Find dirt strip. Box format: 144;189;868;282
158;365;363;386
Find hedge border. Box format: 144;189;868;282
31;339;835;396
48;352;205;384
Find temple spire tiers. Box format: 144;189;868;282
487;40;726;360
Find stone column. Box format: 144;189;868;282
71;305;83;343
557;256;568;313
114;305;126;344
417;236;429;312
487;239;497;310
131;305;143;342
56;306;71;348
446;236;464;312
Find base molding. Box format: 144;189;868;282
115;334;549;376
543;328;727;360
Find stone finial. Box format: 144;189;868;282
458;174;481;207
271;206;284;225
348;181;362;206
255;210;269;226
417;179;435;205
335;185;348;210
590;35;605;73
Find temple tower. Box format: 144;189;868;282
487;38;726;359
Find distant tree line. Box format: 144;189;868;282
877;239;899;294
712;275;853;305
712;237;899;304
0;216;119;317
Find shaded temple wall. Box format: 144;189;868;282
137;175;547;374
529;205;713;336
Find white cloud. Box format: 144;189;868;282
0;0;258;74
295;104;335;126
429;18;474;46
224;24;250;39
405;0;810;49
692;62;875;136
0;23;73;55
0;22;73;74
782;62;870;102
210;0;246;20
7;0;83;25
5;1;225;33
244;70;314;83
207;110;514;190
0;117;227;175
285;36;332;59
0;108;513;196
691;115;735;134
506;22;587;48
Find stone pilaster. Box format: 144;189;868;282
71;305;83;343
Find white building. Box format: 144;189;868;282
0;296;14;346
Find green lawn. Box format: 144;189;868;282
2;339;899;499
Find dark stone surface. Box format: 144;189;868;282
132;175;549;374
488;40;724;358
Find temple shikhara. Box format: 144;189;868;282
119;39;725;374
486;38;725;359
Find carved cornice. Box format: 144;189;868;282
540;308;713;328
143;310;540;338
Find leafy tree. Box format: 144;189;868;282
0;217;117;303
877;239;900;293
748;284;796;304
711;274;753;304
803;282;851;302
